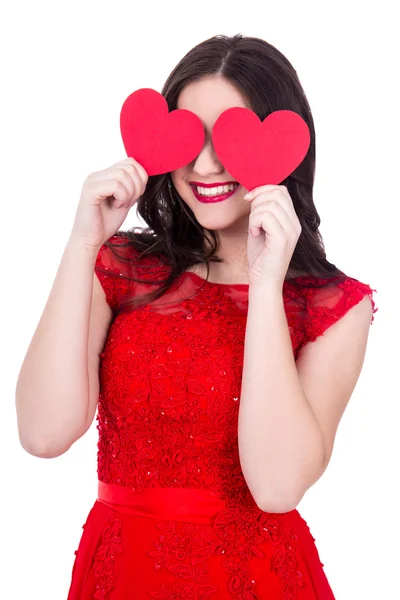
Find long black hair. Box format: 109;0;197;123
103;34;347;312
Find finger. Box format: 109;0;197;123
92;166;141;203
132;159;149;195
250;202;295;237
112;157;148;196
117;164;146;201
248;190;300;231
250;210;285;238
126;157;149;195
91;178;131;205
101;167;137;202
245;185;293;204
244;184;281;199
279;185;292;202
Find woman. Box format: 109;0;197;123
16;34;378;599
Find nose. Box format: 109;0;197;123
192;138;224;177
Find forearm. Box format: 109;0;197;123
238;284;326;513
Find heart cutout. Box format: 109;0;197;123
120;88;205;175
212;108;311;190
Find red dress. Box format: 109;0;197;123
67;234;378;600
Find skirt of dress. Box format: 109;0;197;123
67;481;336;600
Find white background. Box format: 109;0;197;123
2;0;398;598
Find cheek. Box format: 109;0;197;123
170;168;190;195
170;166;186;184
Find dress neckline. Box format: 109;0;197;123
182;269;309;289
182;270;249;288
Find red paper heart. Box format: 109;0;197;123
120;89;205;175
212;108;311;190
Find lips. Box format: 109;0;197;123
189;180;239;189
189;181;240;204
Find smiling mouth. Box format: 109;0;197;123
189;181;239;198
188;181;241;204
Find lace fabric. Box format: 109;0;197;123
67;234;377;599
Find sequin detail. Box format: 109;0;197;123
92;515;123;599
84;234;378;598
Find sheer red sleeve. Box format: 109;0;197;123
297;276;378;349
94;235;126;314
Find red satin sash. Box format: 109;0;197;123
97;480;228;524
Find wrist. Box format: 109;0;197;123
249;281;284;298
68;232;102;256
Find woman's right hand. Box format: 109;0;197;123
71;157;149;251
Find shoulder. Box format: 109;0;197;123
297;275;378;344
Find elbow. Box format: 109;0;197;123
18;425;85;458
17;413;89;459
20;436;73;458
256;491;303;514
254;454;326;514
255;481;305;514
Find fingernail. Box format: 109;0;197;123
244;192;252;200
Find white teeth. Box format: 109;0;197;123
196;183;238;196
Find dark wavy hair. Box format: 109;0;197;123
104;33;347;312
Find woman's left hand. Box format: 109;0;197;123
244;184;302;289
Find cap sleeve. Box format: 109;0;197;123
94;235;126;313
298;276;378;346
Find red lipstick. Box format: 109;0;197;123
189;181;240;204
